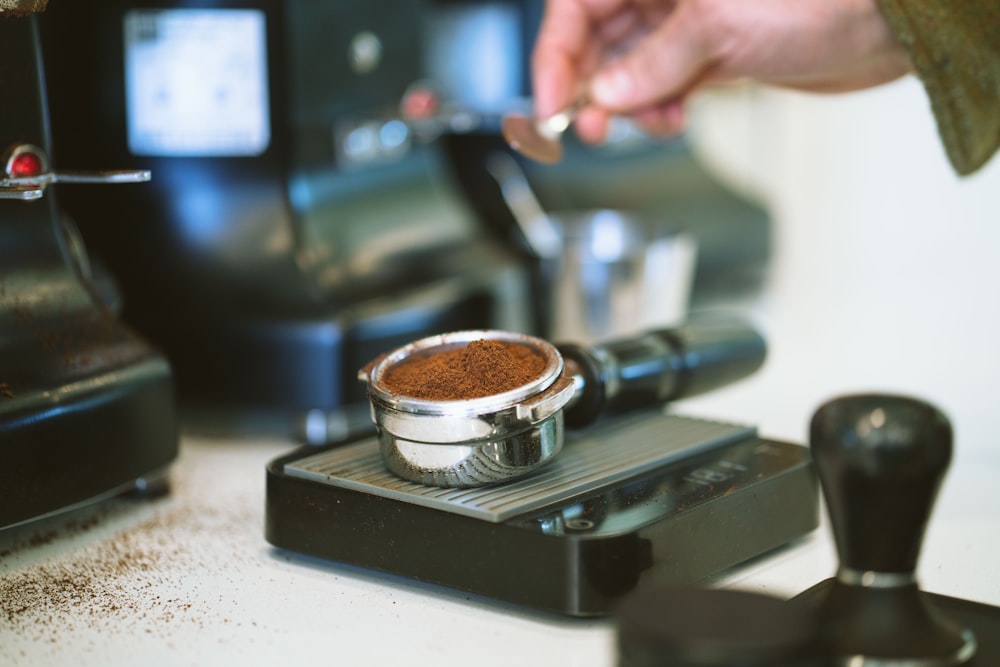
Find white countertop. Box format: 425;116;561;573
1;434;619;667
3;318;998;667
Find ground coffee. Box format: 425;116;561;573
381;339;548;400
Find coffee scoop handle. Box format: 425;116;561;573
557;319;766;428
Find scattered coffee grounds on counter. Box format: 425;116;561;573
381;338;548;400
0;441;267;662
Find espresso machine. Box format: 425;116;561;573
0;7;178;529
36;1;534;438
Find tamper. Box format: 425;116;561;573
806;393;977;664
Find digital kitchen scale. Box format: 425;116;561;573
266;410;819;616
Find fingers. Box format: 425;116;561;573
633;98;687;136
574;98;686;144
574;106;613;143
531;0;699;143
589;1;714;113
532;0;599;118
533;0;914;147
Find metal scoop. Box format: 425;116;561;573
359;319;766;488
501;98;584;165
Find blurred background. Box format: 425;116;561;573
6;0;999;470
17;0;773;446
680;78;1000;468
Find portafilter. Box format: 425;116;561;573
358;319;766;488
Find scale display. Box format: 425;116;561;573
123;9;270;157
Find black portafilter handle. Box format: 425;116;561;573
809;394;977;664
557;318;766;428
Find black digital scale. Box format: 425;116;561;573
266;410;819;616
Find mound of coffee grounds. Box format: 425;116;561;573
381;339;548;400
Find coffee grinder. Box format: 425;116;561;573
0;6;178;529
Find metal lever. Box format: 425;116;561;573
0;169;150;200
0;183;44;200
3;169;151;186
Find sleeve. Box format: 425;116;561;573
875;0;1000;176
0;0;48;17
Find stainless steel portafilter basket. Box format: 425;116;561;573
359;330;576;487
359;320;766;488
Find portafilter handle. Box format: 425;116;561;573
557;319;766;428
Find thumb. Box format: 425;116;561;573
589;7;711;113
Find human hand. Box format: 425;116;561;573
531;0;912;143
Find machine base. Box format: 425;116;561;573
266;412;819;616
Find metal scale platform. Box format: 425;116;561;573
266;410;818;616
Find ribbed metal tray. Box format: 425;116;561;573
284;413;755;523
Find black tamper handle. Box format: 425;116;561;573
558;319;766;428
810;393;953;576
807;394;976;665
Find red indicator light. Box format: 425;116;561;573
8;150;44;178
10;153;42;178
